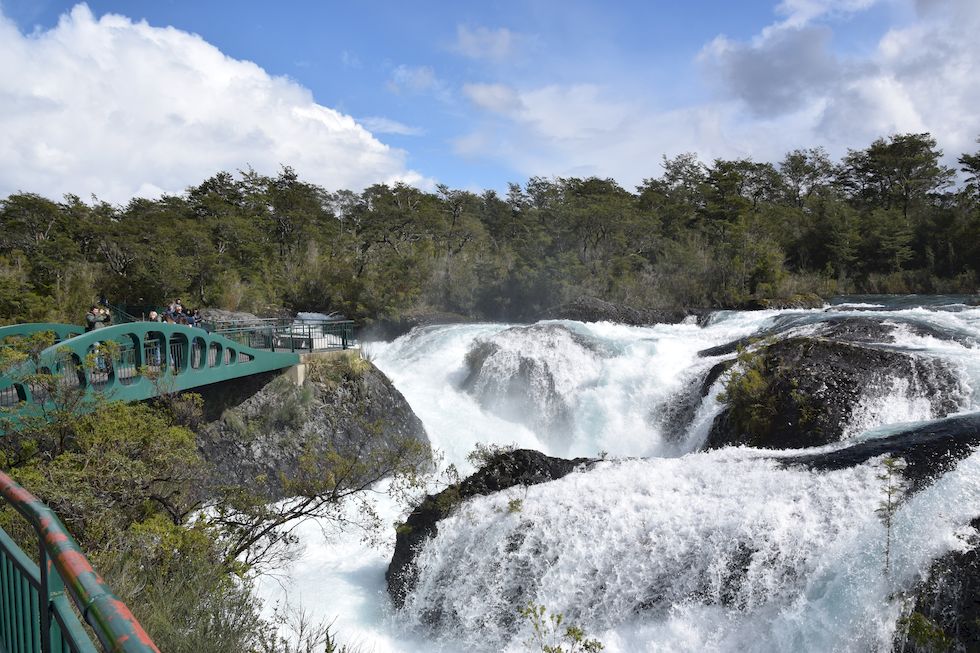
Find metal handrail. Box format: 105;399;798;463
0;471;159;653
206;318;357;352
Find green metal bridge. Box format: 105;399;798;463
0;316;358;651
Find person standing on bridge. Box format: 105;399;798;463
85;305;109;332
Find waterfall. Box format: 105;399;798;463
255;297;980;652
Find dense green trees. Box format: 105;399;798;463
1;131;978;326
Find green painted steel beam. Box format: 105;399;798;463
0;324;85;344
0;323;299;429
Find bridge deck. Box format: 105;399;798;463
0;318;355;419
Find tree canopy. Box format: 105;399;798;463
2;131;978;327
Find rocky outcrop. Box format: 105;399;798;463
780;412;980;492
896;517;980;653
197;308;270;326
460;324;605;435
196;354;430;500
542;296;705;326
386;449;594;608
705;337;965;450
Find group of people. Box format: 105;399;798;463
147;300;204;328
85;299;206;331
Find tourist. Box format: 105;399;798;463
85;305;109;331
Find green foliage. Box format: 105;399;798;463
718;345;776;440
876;455;909;576
306;352;372;387
467;441;516;469
520;603;604;653
897;611;952;653
3;131;979;324
506;497;524;514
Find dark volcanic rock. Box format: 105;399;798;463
543;296;704;326
196;355;430;500
705;337;965;450
386;449;593;609
656;361;733;439
780;412;980;492
698;316;910;359
698;336;756;358
898;517;980;653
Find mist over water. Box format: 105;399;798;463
257;298;980;652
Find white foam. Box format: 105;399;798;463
256;303;980;651
395;449;980;652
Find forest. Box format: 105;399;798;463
1;131;979;326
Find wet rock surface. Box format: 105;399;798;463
195;356;429;500
542;295;705;326
459;323;604;435
779;412;980;492
896;516;980;653
705;336;965;450
386;449;594;608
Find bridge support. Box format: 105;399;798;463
284;350;363;387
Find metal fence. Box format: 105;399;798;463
207;319;356;353
0;473;159;653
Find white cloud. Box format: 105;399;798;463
0;4;424;203
462;83;524;114
457;0;980;186
453;25;518;61
774;0;882;29
358;116;424;136
703;0;980;159
387;64;440;93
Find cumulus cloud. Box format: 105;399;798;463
702;0;980;158
0;4;423;203
701;26;841;116
458;0;980;187
453;25;519;61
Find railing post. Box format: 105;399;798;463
39;543;51;653
37;542;63;653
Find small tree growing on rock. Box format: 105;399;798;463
876;455;908;576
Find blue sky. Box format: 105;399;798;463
0;0;977;201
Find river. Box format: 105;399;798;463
257;296;980;652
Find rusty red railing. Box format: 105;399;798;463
0;471;159;653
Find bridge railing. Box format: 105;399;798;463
207;318;357;352
0;472;159;653
0;323;299;415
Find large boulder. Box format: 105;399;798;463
460;324;605;435
195;353;430;500
896;517;980;653
386;449;594;608
705;337;965;450
542;296;703;326
780;412;980;492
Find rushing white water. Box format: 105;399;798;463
257;298;980;652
